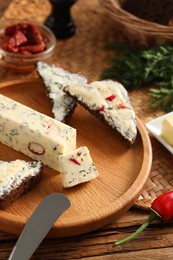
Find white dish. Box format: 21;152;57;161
146;111;173;155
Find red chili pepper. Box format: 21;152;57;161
69;158;81;165
118;102;128;109
45;123;60;135
98;105;105;112
106;94;116;101
152;191;173;221
28;142;45;155
113;190;173;247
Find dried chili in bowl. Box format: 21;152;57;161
0;19;56;73
113;190;173;247
0;21;46;55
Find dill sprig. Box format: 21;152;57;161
100;42;173;112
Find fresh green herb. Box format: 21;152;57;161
150;87;173;111
100;42;173;111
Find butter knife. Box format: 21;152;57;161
8;193;71;260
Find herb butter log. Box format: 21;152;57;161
64;80;137;144
37;61;87;122
59;146;98;188
0;94;76;171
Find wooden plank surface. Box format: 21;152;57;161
1;209;173;259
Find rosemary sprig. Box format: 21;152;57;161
100;42;173;112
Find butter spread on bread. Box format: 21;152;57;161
37;61;87;122
0;160;42;208
64;80;137;144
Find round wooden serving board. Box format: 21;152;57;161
0;78;152;237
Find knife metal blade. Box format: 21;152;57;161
8;193;71;260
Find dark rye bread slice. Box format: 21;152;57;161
64;80;137;145
0;160;42;209
36;61;87;123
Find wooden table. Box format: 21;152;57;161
1;209;173;260
0;0;173;259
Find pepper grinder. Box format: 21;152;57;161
45;0;77;39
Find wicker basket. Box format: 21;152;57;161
99;0;173;48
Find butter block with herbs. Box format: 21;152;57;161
59;146;98;188
0;94;76;171
161;113;173;146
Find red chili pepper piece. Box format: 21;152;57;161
45;123;60;135
112;190;173;247
69;158;81;165
26;23;44;44
106;94;116;101
11;30;27;46
28;142;45;155
1;39;19;53
2;31;27;53
98;105;105;112
4;24;20;36
118;102;128;109
19;42;45;54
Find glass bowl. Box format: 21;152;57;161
0;19;56;73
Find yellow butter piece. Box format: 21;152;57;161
161;114;173;146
